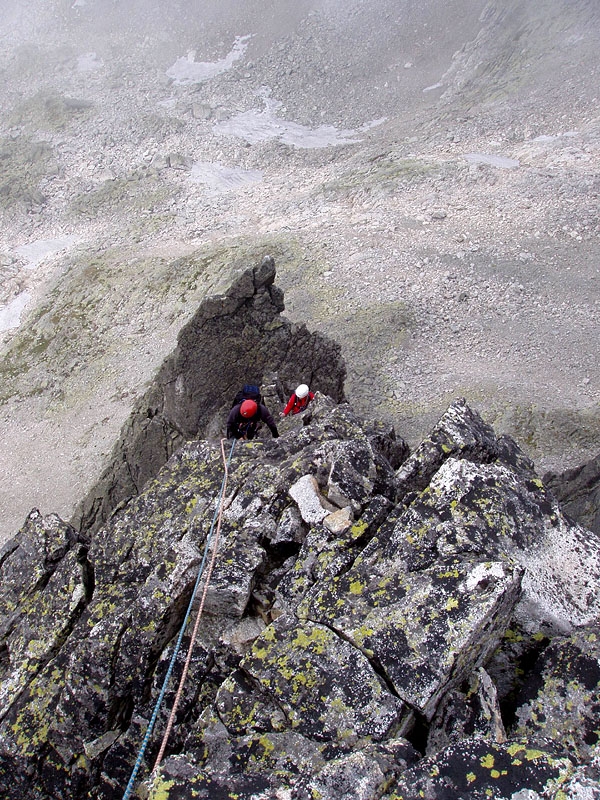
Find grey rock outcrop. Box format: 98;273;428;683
544;452;600;535
73;256;346;537
1;395;600;799
388;738;572;800
513;627;600;762
426;667;507;756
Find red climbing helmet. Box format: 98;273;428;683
240;399;258;418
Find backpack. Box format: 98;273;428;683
231;384;262;408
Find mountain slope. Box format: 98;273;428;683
0;0;598;543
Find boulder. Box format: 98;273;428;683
386;738;573;799
289;474;334;524
302;555;521;723
426;667;507;756
512;626;600;762
544;451;600;535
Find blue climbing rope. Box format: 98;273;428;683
122;437;236;800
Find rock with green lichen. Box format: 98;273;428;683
0;440;242;797
0;394;402;798
219;612;404;745
273;521;357;614
395;398;540;502
273;495;395;616
147;718;331;799
380;397;600;634
484;621;550;715
395;397;504;500
302;556;521;722
0;511;89;725
292;738;420;800
550;755;600;800
148;611;413;798
405;456;600;632
512;627;600;762
0;510;81;631
2;397;600;799
321;438;377;512
384;738;573;799
270;504;305;546
426;667;507;756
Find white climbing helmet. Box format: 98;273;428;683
296;384;309;399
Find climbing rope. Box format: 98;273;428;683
122;437;236;800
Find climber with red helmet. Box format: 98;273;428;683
281;384;315;417
226;397;280;440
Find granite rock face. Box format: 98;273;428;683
544;451;600;535
73;255;347;537
1;397;600;799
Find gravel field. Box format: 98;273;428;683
0;0;598;543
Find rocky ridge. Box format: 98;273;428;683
2;390;600;798
72;255;346;536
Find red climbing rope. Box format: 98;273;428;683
152;437;233;771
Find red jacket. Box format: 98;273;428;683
283;391;315;416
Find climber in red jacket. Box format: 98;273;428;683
281;384;315;417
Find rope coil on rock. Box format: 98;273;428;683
122;437;236;800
